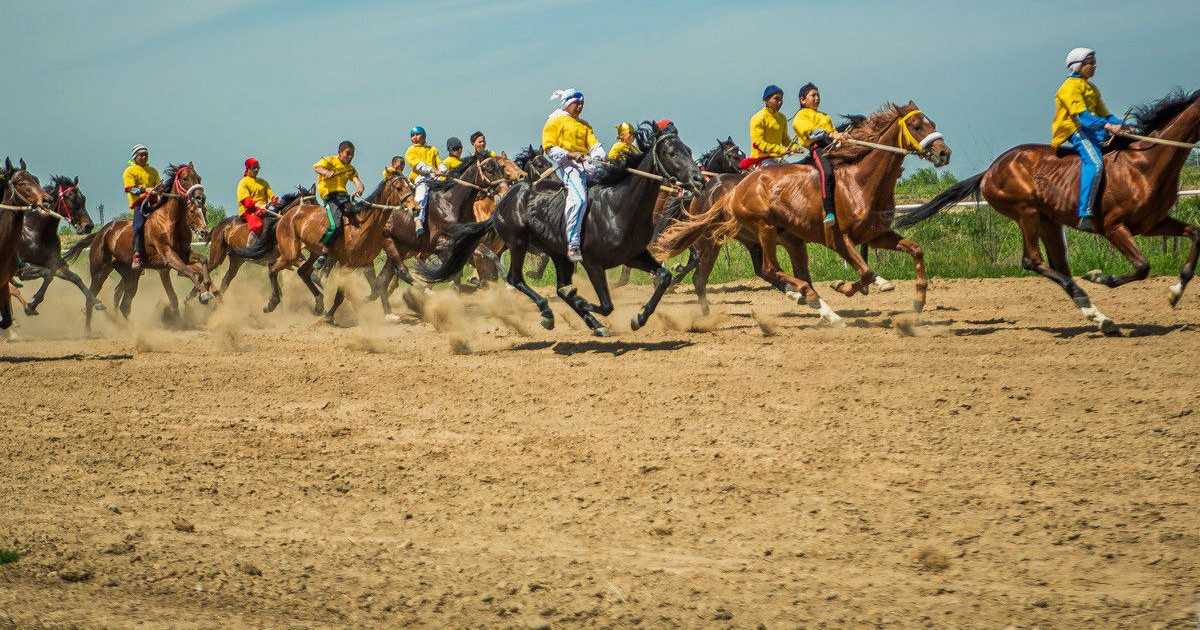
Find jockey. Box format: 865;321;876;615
1052;47;1126;233
744;85;798;170
382;155;405;180
443;137;465;172
312;140;365;269
792;82;844;227
122;144;161;270
542;87;605;262
608;122;640;162
405;126;445;238
236;157;278;236
470;131;497;160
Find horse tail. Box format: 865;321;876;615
228;216;279;259
653;194;691;238
62;232;97;263
893;173;984;228
651;194;739;261
414;218;495;283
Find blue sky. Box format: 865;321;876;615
4;0;1198;219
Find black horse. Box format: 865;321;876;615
418;122;705;336
17;175;104;315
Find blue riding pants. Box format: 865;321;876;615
1065;130;1103;217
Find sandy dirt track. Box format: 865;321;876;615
1;269;1198;629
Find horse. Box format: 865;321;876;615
0;158;54;329
63;163;213;332
895;88;1200;333
199;185;315;301
613;137;745;294
654;101;952;325
248;170;420;321
17;175;104;315
417;121;706;336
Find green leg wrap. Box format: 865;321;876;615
320;205;336;245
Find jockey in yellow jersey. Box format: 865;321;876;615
743;84;798;170
469;131;497;161
443;137;464;172
608;122;640;162
122;144;161;270
1052;47;1126;233
542;88;606;262
405;126;445;238
382;155;405;181
792;82;845;227
312;140;365;270
236;157;278;236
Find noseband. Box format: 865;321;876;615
896;109;945;156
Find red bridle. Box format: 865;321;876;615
55;186;76;220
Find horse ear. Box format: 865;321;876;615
501;151;507;159
74;176;79;185
19;158;26;171
4;157;11;171
907;100;916;107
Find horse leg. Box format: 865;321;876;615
475;245;507;286
158;270;181;325
1013;211;1116;334
297;256;325;315
758;226;841;326
0;283;10;330
691;239;719;316
859;242;896;292
1080;223;1151;289
325;287;346;324
668;245;701;290
53;264;105;312
1140;217;1200;306
525;252;549;280
868;231;927;313
159;248;213;305
503;243;555;330
827;232;877;298
614;266;632;288
219;256;245;295
551;253;606;336
118;271;140;319
21;264;54;316
85;259;114;333
581;263;616;316
624;251;674;331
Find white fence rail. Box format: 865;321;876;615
895;188;1200;212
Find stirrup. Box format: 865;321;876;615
313;253;329;270
1077;214;1097;233
823;213;836;227
131;254;144;270
567;247;583;263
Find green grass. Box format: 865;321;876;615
0;549;19;565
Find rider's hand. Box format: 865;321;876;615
831;131;845;141
568;151;587;162
1104;122;1124;134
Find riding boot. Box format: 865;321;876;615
822;197;837;227
131;204;148;270
415;200;428;238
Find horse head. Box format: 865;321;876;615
897;101;952;167
172;163;209;240
1;158;52;209
495;151;527;182
380;172;421;212
638;122;705;195
45;175;93;234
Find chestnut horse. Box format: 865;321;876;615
17;175;103;315
200;185;315;300
896;89;1200;333
0;158;54;329
255;171;419;321
65;163;213;332
655;101;952;325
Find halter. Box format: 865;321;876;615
171;164;205;199
895;110;944;155
648;129;691;189
55;186;76;221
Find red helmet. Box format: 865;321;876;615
655;119;675;132
244;157;260;169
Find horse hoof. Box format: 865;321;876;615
785;289;805;305
877;280;896;292
540;316;554;330
1168;284;1183;307
384;313;402;324
23;304;38;316
198;291;214;305
93;302;107;311
1098;317;1119;335
594;326;612;338
630;316;644;331
912;299;925;314
1082;269;1103;283
264;300;278;313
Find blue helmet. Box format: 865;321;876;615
409;126;426;137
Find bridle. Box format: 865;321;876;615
647;129;698;192
54;185;77;221
895;109;945;157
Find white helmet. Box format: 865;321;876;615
1065;47;1095;74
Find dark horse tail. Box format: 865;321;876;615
62;232;98;263
893;173;984;229
414;218;495;283
229;216;279;259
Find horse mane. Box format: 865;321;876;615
43;175;75;193
513;145;542;170
429;152;485;192
697;144;724;168
365;177;391;201
825;102;916;166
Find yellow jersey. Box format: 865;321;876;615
382;165;403;180
608;141;638;161
405;145;442;181
1051;76;1113;147
542;113;600;154
792;108;836;149
313;156;358;199
122;163;160;208
236;176;274;214
749;106;793;159
443;155;463;172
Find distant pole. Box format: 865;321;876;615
97;202;105;225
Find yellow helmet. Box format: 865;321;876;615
616;122;635;136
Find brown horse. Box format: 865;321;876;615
655;101;952;325
258;171;419;321
200;185;315;300
896;89;1200;333
65;163;213;332
369;154;512;319
18;175;103;315
0;158;54;329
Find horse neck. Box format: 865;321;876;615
845;122;908;208
705;149;736;174
441;182;479;222
1128;101;1200;186
156;197;192;246
23;210;57;235
612;152;666;222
